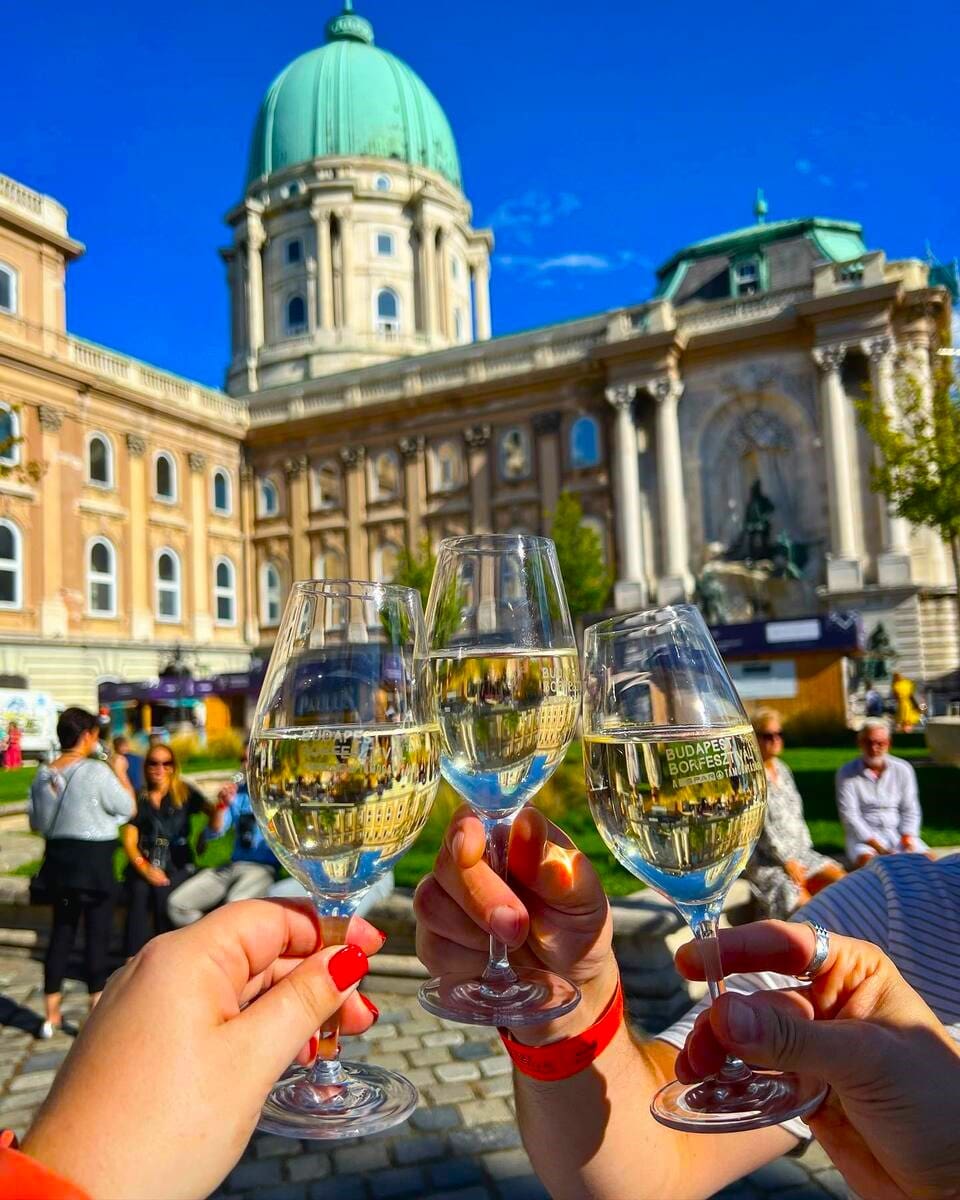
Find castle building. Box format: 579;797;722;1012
0;3;956;711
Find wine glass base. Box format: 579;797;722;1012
419;967;580;1026
651;1068;827;1133
257;1061;417;1141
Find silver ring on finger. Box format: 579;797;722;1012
797;921;831;981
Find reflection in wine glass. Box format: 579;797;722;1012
582;604;826;1132
249;580;440;1139
419;535;582;1026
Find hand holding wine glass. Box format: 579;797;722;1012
419;534;582;1025
582;604;825;1131
249;580;440;1139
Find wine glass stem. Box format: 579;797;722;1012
481;816;517;984
691;914;751;1083
308;899;359;1086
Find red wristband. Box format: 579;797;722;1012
498;979;624;1082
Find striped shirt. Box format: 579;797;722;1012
656;853;960;1143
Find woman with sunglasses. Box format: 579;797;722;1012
121;745;212;956
744;708;846;918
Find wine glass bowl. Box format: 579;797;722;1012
582;604;825;1132
419;534;582;1025
249;580;440;1139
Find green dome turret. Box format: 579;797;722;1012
246;3;462;189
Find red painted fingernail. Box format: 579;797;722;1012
307;1034;319;1060
329;944;369;990
375;927;387;946
360;993;380;1022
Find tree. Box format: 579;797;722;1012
549;491;612;621
391;535;436;610
854;352;960;639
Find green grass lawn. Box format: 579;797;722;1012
0;766;37;805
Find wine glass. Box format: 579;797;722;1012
582;604;826;1132
249;580;440;1139
418;534;582;1025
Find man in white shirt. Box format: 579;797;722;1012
835;719;927;867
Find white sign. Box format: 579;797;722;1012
730;659;798;700
766;619;820;644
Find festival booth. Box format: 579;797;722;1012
709;611;864;727
98;666;265;740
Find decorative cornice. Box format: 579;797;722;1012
398;435;425;460
126;433;147;457
463;424;492;449
38;405;63;433
532;411;562;436
812;343;847;374
339;445;365;468
188;452;207;473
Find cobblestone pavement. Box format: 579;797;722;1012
0;951;846;1200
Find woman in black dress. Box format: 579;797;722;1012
122;745;212;956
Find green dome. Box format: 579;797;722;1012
246;3;462;189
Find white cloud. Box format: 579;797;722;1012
795;158;813;174
536;253;611;271
485;191;582;245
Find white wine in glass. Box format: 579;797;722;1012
582;604;826;1132
249;580;440;1139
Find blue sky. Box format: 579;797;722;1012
5;0;958;387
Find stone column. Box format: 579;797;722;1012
244;211;265;368
188;453;212;642
239;463;258;643
37;406;68;638
604;385;647;608
648;377;692;602
864;336;912;585
421;222;438;338
337;209;354;331
464;425;493;534
312;204;334;332
533;411;562;530
473;260;492;341
340;446;367;578
813;344;863;590
285;455;311;583
126;433;153;640
399;436;426;550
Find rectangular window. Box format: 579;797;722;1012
217;594;233;623
286;239;302;265
91;581;113;615
732;259;760;297
376;233;394;257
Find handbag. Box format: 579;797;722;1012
29;766;81;905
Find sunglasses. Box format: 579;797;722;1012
758;731;783;740
146;759;175;769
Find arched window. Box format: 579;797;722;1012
258;477;280;517
212;468;232;514
155;548;181;622
0;405;20;467
432;440;463;492
213;557;236;625
154;452;177;501
87;433;113;487
498;427;532;481
375;288;399;336
570;416;601;469
369;450;401;501
0;263;17;315
88;537;117;616
313;547;345;580
374;174;391;192
373;541;401;583
0;520;23;609
286;295;307;334
285;238;303;265
260;562;282;626
310;460;340;510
